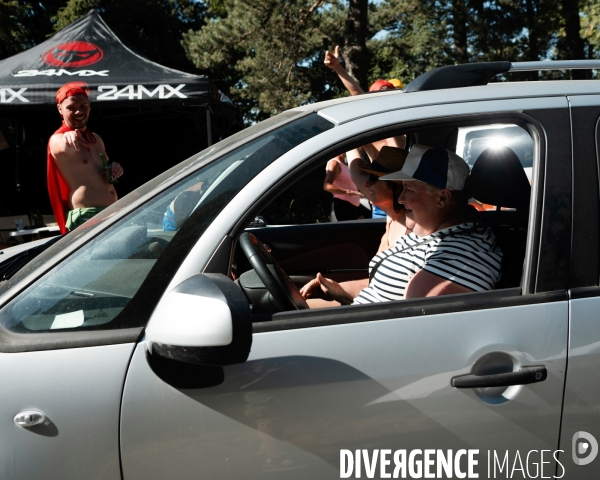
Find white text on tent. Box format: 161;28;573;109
0;88;29;103
97;85;187;100
14;69;109;77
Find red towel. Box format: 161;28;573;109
47;123;95;234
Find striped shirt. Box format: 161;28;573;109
353;223;502;304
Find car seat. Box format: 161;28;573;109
464;146;531;289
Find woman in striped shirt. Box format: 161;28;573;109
300;145;502;305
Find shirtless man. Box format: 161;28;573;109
47;82;123;233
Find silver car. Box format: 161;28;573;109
1;60;599;479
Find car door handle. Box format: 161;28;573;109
451;366;547;389
14;410;46;428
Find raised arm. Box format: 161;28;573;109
346;148;370;197
323;158;362;197
325;46;365;96
383;135;407;149
49;130;92;157
360;143;379;161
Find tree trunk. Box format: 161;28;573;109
342;0;369;90
452;0;469;64
525;0;540;80
561;0;586;79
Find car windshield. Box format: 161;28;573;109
0;113;333;335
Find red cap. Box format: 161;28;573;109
56;82;89;104
368;80;395;92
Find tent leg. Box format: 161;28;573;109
206;108;212;146
14;119;23;213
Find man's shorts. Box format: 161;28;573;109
65;207;106;231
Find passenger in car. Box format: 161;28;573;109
301;146;411;305
324;46;405;219
162;182;204;231
300;145;503;305
353;146;411;251
323;153;368;221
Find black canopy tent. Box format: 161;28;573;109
0;10;241;215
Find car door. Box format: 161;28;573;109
120;96;572;479
0;231;144;480
558;95;600;478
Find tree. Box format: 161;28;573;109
53;0;206;72
561;0;586;59
468;0;524;62
452;0;469;64
581;0;600;62
369;0;453;83
183;0;346;122
342;0;369;89
0;0;64;60
0;1;29;59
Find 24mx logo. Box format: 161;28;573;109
0;88;28;103
97;84;187;101
42;41;103;68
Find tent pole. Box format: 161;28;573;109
206;107;212;146
14;118;23;213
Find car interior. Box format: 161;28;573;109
228;117;534;318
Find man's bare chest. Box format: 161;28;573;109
56;142;106;183
69;143;104;170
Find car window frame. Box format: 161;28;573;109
566;99;600;290
226;107;572;330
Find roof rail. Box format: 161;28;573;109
404;60;600;93
509;60;600;71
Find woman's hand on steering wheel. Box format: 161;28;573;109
300;273;354;305
239;232;308;311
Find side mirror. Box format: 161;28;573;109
145;273;252;366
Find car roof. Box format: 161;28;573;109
294;80;600;125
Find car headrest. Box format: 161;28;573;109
465;146;531;208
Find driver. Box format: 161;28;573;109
300;145;503;304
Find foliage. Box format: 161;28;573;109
183;0;346;122
581;0;600;58
0;1;29;59
0;0;64;60
368;0;453;83
0;0;597;116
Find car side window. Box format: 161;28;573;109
0;167;228;334
239;119;536;318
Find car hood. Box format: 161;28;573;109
0;238;55;263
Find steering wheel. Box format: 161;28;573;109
239;232;309;311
